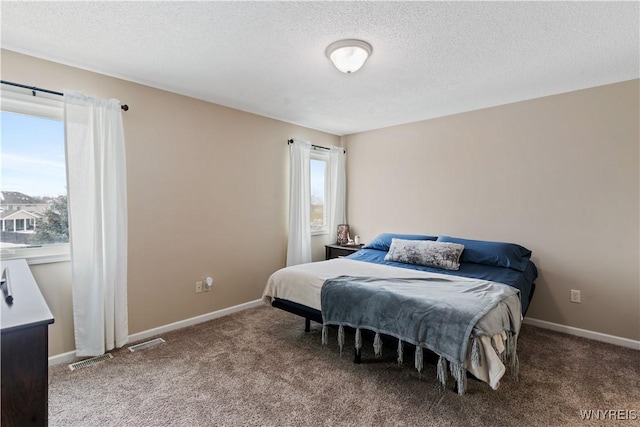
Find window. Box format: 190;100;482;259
310;151;330;235
1;90;68;263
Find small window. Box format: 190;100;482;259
1;90;69;262
310;151;330;235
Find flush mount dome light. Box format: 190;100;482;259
325;39;372;74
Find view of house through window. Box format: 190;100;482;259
1;110;68;249
310;155;328;233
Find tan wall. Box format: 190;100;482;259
345;80;640;341
1;49;339;356
29;262;74;356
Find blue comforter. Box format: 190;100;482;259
346;248;537;314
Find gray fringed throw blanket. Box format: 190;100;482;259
320;275;521;395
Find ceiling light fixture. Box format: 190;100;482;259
325;39;373;74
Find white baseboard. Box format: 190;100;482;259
524;317;640;350
48;350;78;366
49;299;265;366
127;299;264;344
50;304;637;366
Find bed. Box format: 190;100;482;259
262;233;537;394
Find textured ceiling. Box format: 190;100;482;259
1;2;638;136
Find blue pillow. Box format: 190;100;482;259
436;236;532;272
363;233;437;252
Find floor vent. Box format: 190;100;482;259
69;353;113;371
128;338;166;352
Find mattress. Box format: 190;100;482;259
263;257;524;390
347;248;537;314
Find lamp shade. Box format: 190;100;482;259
326;39;372;74
337;224;350;245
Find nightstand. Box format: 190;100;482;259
325;243;364;260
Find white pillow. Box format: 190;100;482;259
385;238;465;271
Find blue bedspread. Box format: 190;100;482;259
346;248;537;314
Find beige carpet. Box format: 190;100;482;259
49;306;639;426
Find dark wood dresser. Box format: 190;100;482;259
1;259;54;427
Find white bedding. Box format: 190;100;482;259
263;258;520;390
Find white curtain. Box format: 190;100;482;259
64;91;128;357
328;147;346;244
286;139;312;266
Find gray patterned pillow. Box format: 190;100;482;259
385;238;465;271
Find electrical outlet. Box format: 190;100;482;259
570;289;581;303
195;281;203;293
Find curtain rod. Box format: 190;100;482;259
287;139;345;153
1;80;129;111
